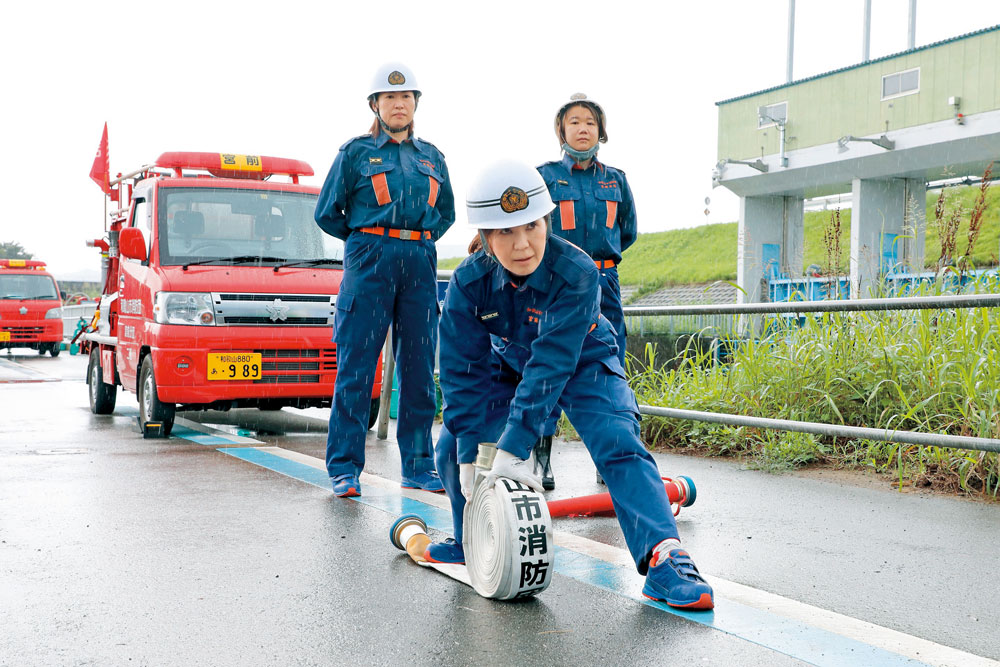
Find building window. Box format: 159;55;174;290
757;102;787;128
881;68;920;100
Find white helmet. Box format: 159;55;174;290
368;63;421;102
466;160;555;230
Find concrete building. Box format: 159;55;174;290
714;24;1000;302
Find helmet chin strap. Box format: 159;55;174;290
561;142;600;162
375;110;411;135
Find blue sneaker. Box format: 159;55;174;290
331;474;361;498
424;538;465;564
643;548;714;610
400;470;445;493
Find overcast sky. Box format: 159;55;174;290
2;0;998;280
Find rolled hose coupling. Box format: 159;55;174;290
463;443;554;600
474;441;498;471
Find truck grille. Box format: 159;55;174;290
223;317;329;325
212;292;336;326
219;294;330;303
252;348;336;385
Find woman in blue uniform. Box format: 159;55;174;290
315;63;455;497
424;160;713;610
532;94;637;489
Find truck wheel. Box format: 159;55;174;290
49;343;61;357
88;348;117;415
368;396;381;430
139;356;175;436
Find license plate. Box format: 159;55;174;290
207;352;262;381
0;331;9;342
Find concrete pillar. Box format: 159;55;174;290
902;178;927;273
737;195;805;304
850;178;915;297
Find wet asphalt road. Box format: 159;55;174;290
2;351;999;666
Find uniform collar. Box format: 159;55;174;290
560;153;603;173
488;245;555;293
374;131;413;149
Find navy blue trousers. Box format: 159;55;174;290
327;232;438;479
436;358;678;575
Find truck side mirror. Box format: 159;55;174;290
119;227;148;262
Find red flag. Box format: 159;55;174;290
89;123;110;194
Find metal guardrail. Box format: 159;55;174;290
623;292;1000;316
641;406;1000;454
436;270;1000;452
626;293;1000;453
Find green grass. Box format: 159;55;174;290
440;183;998;290
627;278;1000;496
616;222;739;290
439;256;463;271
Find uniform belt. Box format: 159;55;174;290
358;227;431;241
594;259;617;269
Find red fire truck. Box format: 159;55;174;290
82;151;381;436
0;259;64;356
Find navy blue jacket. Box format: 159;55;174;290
315;132;455;241
537;155;636;264
439;236;620;464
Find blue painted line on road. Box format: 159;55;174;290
171;426;236;446
220;446;929;667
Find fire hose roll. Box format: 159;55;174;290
463;470;554;600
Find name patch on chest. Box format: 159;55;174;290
369;157;383;164
479;311;499;321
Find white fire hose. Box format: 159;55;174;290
462;443;554;600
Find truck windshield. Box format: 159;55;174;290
157;187;343;266
0;274;59;300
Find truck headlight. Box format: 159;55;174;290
45;307;63;319
153;292;215;325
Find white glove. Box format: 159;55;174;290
485;449;544;493
460;463;475;500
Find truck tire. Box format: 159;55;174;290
139;356;175;436
368;396;381;430
88;348;117;414
49;343;61;357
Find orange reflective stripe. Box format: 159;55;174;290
588;323;597;333
559;200;575;230
371;173;391;205
427;176;439;208
605;200;617;229
595;259;617;269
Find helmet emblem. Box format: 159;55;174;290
387;70;406;86
499;187;529;214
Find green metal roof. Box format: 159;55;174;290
715;24;1000;106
